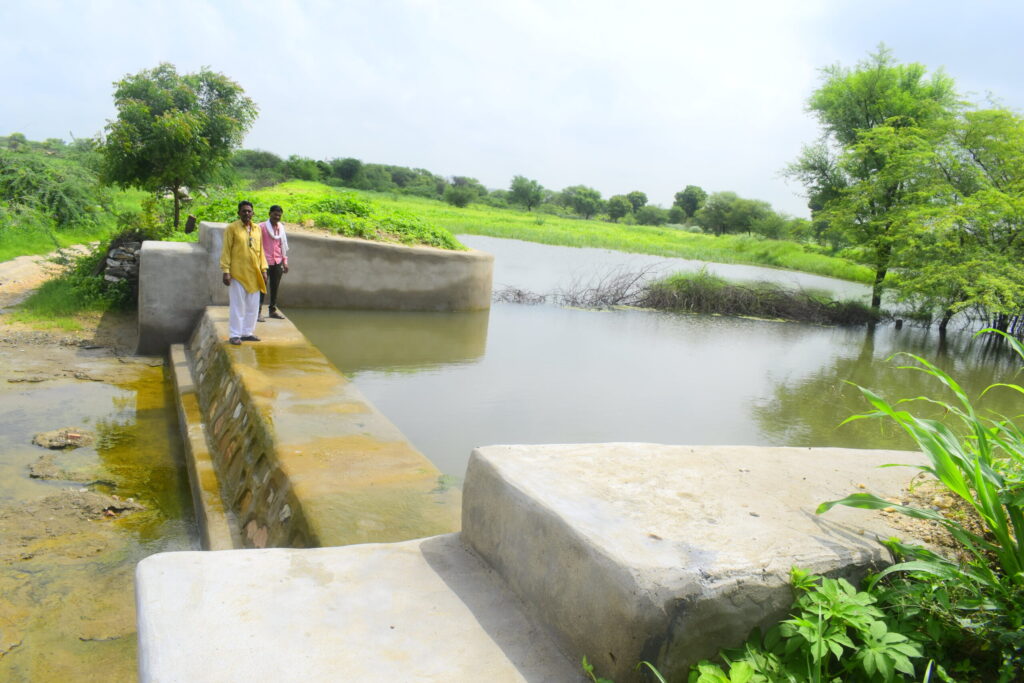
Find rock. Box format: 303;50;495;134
32;427;94;450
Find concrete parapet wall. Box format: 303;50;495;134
185;307;460;549
138;222;493;353
137;242;211;355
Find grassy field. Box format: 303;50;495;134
229;181;872;283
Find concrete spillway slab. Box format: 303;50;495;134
135;535;585;682
461;443;924;682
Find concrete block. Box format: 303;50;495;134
137;242;210;354
461;443;924;681
136;535;585;682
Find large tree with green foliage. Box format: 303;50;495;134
890;108;1024;331
607;194;631;222
673;185;707;219
101;63;258;228
787;46;958;312
560;185;603;219
626;191;647;213
509;175;544;211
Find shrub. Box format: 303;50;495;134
443;184;476;208
0;148;107;228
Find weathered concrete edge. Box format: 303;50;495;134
169;344;238;550
461;444;919;682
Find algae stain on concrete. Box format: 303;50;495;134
0;364;196;681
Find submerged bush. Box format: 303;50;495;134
641;269;876;325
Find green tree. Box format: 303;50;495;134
509;175;544;211
443;183;476;208
787;46;958;312
101;63;258;228
284;155;322;181
6;133;27;151
673;185;707;218
635;205;668;226
607;194;631;222
893;108;1024;332
694;192;773;235
626;190;647;213
560;185;603;219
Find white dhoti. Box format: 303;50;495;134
228;279;261;339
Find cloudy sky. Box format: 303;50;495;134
3;1;1023;217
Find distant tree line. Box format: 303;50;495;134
230;150;813;238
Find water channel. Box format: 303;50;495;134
290;234;1024;478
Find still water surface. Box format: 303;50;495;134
289;235;1023;478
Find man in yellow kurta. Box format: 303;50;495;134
220;200;269;345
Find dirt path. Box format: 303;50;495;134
0;245;92;311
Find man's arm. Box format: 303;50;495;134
219;225;234;286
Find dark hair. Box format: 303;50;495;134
238;200;254;211
269;205;283;213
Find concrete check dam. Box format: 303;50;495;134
135;222;923;682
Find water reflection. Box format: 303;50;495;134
288;308;490;373
288;235;1024;479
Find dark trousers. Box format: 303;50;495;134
260;263;285;312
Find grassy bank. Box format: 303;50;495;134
194;181;870;282
191;182;464;249
356;189;873;283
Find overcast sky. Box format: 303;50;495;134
3;1;1023;217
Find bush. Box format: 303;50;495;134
0;148;107;228
443;184;476;208
642;270;876;325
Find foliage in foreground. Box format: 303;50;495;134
689;568;924;683
191;181;464;250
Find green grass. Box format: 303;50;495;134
0;188;148;262
12;246;134;329
191;181;464;250
224;182;872;283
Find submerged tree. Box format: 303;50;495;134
787;45;958;313
102;63;258;229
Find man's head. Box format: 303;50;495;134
269;205;283;225
237;200;254;224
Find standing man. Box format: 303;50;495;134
259;204;289;320
220;200;268;345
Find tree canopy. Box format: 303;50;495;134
788;46;959;312
509;175;544;211
101;63;258;227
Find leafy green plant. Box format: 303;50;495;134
817;329;1024;679
689;568;923;683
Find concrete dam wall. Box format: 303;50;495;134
137;222;494;354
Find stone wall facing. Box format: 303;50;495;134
184;307;461;549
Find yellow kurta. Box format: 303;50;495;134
220;220;269;294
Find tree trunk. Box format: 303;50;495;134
938;308;953;335
870;265;887;312
172;189;181;230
